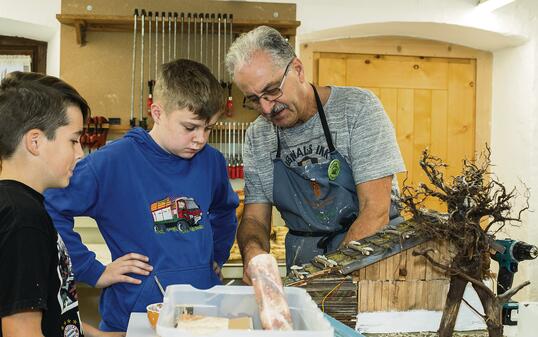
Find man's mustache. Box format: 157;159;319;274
269;102;288;117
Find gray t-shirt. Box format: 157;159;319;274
243;86;406;204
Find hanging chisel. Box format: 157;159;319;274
147;11;155;118
230;122;236;179
187;13;191;59
205;13;209;66
129;9;138;128
168;12;172;62
173;12;178;60
161;11;165;65
180;12;184;59
226;14;234;117
210;13;215;75
221;14;227;89
193;13;197;62
139;10;147;130
199;13;204;63
217;14;221;84
155;12;159;78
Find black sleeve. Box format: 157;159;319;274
0;226;53;317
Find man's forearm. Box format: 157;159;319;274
343;207;389;244
237;215;271;264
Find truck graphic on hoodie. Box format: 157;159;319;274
150;196;203;233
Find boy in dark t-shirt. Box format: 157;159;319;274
0;72;123;337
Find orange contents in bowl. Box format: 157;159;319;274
146;302;163;329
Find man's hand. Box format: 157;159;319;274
213;261;223;282
241;246;267;285
341;175;393;246
342;224;380;246
95;253;153;288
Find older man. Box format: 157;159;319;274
225;26;405;281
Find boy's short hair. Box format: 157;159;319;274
0;72;90;162
153;59;225;120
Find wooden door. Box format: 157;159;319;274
316;52;477;312
317;52;476;211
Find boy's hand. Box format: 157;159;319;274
213;261;223;282
96;253;153;288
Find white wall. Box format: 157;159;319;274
3;0;538;299
0;0;61;75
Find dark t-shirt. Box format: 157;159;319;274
0;180;84;337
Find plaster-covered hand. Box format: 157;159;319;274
242;246;269;285
95;253;153;288
342;175;393;246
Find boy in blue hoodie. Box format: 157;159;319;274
45;59;239;332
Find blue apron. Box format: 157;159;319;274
272;85;402;269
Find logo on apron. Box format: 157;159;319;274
328;159;341;181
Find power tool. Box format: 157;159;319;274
491;239;538;325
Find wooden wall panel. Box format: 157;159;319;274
60;0;298;129
308;36;490;314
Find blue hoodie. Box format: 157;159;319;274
45;128;238;331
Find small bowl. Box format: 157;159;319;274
146;302;163;329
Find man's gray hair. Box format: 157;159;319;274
225;26;295;77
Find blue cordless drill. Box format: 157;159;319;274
491;239;538;325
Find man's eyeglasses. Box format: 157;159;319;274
242;59;294;111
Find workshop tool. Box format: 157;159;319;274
199;13;204;63
180;13;184;59
147;12;152;81
227;121;231;177
80;117;89;149
217;14;221;84
129;9;138;128
154;275;165;297
205;13;210;66
210;13;215;74
168;12;172;62
86;116;97;150
231;122;236;179
147;12;154;117
161;12;165;65
218;122;223;153
155;12;159;78
187;13;191;59
225;14;234;117
173;12;177;59
491;238;538;325
239;123;242;179
193;13;197;62
139;10;147;130
221;14;228;90
93;116;109;149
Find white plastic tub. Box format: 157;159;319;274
156;285;334;337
